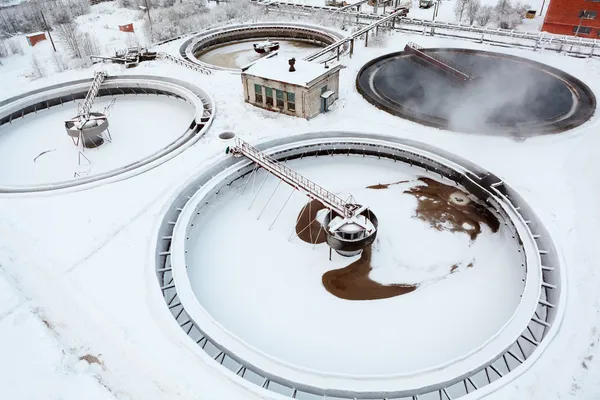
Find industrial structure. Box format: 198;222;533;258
404;42;473;83
227;138;378;257
241;53;342;119
542;0;600;37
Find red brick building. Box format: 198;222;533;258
542;0;600;37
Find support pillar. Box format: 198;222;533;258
337;45;340;61
365;31;369;47
350;38;354;57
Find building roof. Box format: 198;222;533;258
242;53;340;88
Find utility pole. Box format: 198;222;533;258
40;11;56;52
144;0;153;35
540;0;546;16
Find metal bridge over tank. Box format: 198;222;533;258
304;7;408;62
404;42;473;83
228;138;378;256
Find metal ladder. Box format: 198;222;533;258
231;138;354;217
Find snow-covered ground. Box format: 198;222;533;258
187;156;524;375
0;95;193;185
1;2;600;400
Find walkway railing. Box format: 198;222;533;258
253;0;600;57
80;70;106;119
405;42;471;81
159;53;212;75
304;8;405;61
231;138;351;217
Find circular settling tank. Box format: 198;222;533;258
156;133;563;399
0;96;194;186
181;23;347;72
356;48;596;136
185;156;525;375
196;39;321;69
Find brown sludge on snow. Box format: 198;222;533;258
295;199;328;244
322;247;417;301
366;180;409;190
295;199;416;301
404;177;499;240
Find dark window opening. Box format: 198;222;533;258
254;84;263;103
287;92;295;112
265;87;273;107
574;26;592;34
580;10;597;19
276;90;284;108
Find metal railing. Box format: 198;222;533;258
232;138;351;217
253;0;600;57
159;53;212;75
80;70;106;119
405;42;471;80
304;8;405;61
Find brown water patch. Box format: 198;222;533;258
322;246;417;300
404;178;499;240
366;180;409;190
295;199;328;244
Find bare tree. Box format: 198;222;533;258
0;40;8;58
29;55;45;79
476;5;493;25
466;0;481;25
56;21;82;58
52;50;69;72
7;37;23;55
495;0;523;29
453;0;471;23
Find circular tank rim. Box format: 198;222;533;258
0;75;215;195
167;133;544;396
181;22;349;73
356;48;597;136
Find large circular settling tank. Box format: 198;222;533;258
157;133;561;399
357;48;596;135
197;39;321;69
182;23;346;71
186;155;524;375
0;76;214;191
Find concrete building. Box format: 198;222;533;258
241;53;342;119
542;0;600;37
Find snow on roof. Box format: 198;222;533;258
26;32;46;37
242;53;338;88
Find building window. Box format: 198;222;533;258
276;90;284;108
254;84;263;103
265;87;273;107
573;26;592;34
580;10;597;19
287;92;295;112
321;86;328;94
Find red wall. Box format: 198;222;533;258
542;0;600;37
119;23;134;33
26;33;47;47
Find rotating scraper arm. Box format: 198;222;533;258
231;138;351;217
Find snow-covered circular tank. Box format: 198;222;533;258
155;132;564;399
0;75;215;193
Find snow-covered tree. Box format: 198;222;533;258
476;5;493;25
494;0;523;29
29;55;45;79
466;0;481;25
453;0;470;22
